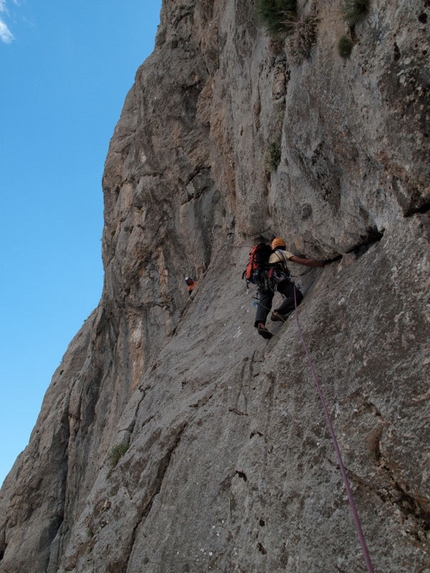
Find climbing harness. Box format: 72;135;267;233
293;288;375;573
254;269;293;293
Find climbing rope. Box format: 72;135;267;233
293;288;375;573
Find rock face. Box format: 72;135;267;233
1;0;429;571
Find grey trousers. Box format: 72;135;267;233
254;279;303;327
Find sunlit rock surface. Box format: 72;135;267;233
1;0;429;571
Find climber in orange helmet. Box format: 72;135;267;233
255;237;326;340
184;276;198;296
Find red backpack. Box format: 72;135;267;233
242;243;273;284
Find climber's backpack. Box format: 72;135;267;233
242;243;273;285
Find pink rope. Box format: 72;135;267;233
293;288;375;573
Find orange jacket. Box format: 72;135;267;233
187;281;197;295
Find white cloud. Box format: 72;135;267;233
0;1;16;43
0;18;14;43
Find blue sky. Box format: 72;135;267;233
0;0;162;486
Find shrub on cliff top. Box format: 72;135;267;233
342;0;370;27
256;0;298;36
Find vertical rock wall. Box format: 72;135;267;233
1;0;429;572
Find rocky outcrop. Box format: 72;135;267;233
1;0;429;572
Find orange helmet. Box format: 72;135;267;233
272;237;286;249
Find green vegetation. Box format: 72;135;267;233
256;0;298;36
342;0;370;27
109;443;129;468
265;141;281;172
338;35;353;58
289;13;318;64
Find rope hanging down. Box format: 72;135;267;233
293;288;375;573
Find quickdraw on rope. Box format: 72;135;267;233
293;288;375;573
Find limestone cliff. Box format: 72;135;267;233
1;0;429;572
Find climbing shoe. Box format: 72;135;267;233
257;324;273;339
271;311;287;322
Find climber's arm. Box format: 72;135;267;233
289;255;326;268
